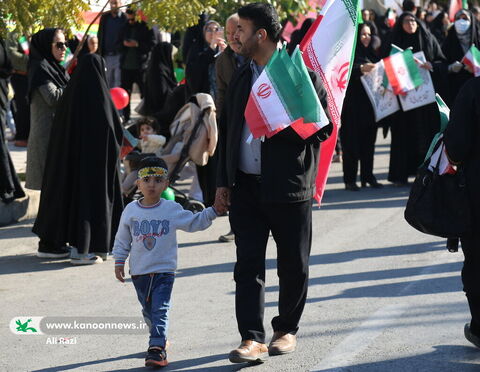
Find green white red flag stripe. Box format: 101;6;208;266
383;49;423;95
449;0;468;21
244;46;329;140
18;36;29;55
300;0;360;202
387;8;396;27
462;44;480;77
60;47;73;67
120;127;139;159
426;95;455;175
382;44;404;88
424;94;450;162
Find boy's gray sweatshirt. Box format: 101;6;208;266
113;199;217;275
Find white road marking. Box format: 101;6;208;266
311;252;455;371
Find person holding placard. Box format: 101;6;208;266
383;12;447;186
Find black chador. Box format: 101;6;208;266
383;13;447;185
0;38;25;203
140;42;177;116
340;22;382;188
33;54;124;256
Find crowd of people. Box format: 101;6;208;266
1;0;480;368
340;0;480;190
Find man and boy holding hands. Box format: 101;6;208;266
112;2;331;368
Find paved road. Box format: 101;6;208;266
1;132;479;371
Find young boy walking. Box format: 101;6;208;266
113;156;221;367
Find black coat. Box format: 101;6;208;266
444;77;480;225
217;62;332;203
118;21;154;70
97;11;127;56
32;54;124;254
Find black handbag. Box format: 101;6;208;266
404;143;471;239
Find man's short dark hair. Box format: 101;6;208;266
238;2;282;43
402;0;416;12
138;156;168;172
126;6;136;15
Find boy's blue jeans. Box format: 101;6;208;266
132;273;174;348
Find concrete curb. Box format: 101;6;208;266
0;189;40;227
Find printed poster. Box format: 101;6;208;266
398;51;436;112
360;61;400;122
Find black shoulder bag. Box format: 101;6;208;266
404;142;471;238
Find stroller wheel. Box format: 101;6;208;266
184;200;205;213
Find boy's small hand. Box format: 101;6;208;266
215;187;231;210
213;203;226;216
115;265;125;283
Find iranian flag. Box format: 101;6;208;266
387;8;397;28
461;44;480;77
18;36;29;55
449;0;468;21
426;95;455;175
383;49;423;95
382;44;405;88
120;127;139;159
60;47;74;67
244;46;329;140
386;8;396;28
300;0;360;202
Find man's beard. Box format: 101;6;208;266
238;35;258;58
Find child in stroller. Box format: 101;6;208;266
122;93;217;213
122;118;166;198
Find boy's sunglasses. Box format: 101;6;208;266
53;42;68;50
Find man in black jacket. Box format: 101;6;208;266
119;7;154;120
215;2;332;364
97;0;127;88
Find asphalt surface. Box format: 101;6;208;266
1;132;479;371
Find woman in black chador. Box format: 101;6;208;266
0;37;25;203
184;20;225;207
442;10;480;107
383;12;447;186
33;54;124;265
429;11;449;46
340;22;383;191
140;42;177;116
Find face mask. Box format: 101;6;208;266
455;19;471;34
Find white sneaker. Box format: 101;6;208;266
70;254;103;266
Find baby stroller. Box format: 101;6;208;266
125;93;218;212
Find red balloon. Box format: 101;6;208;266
110;87;129;110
